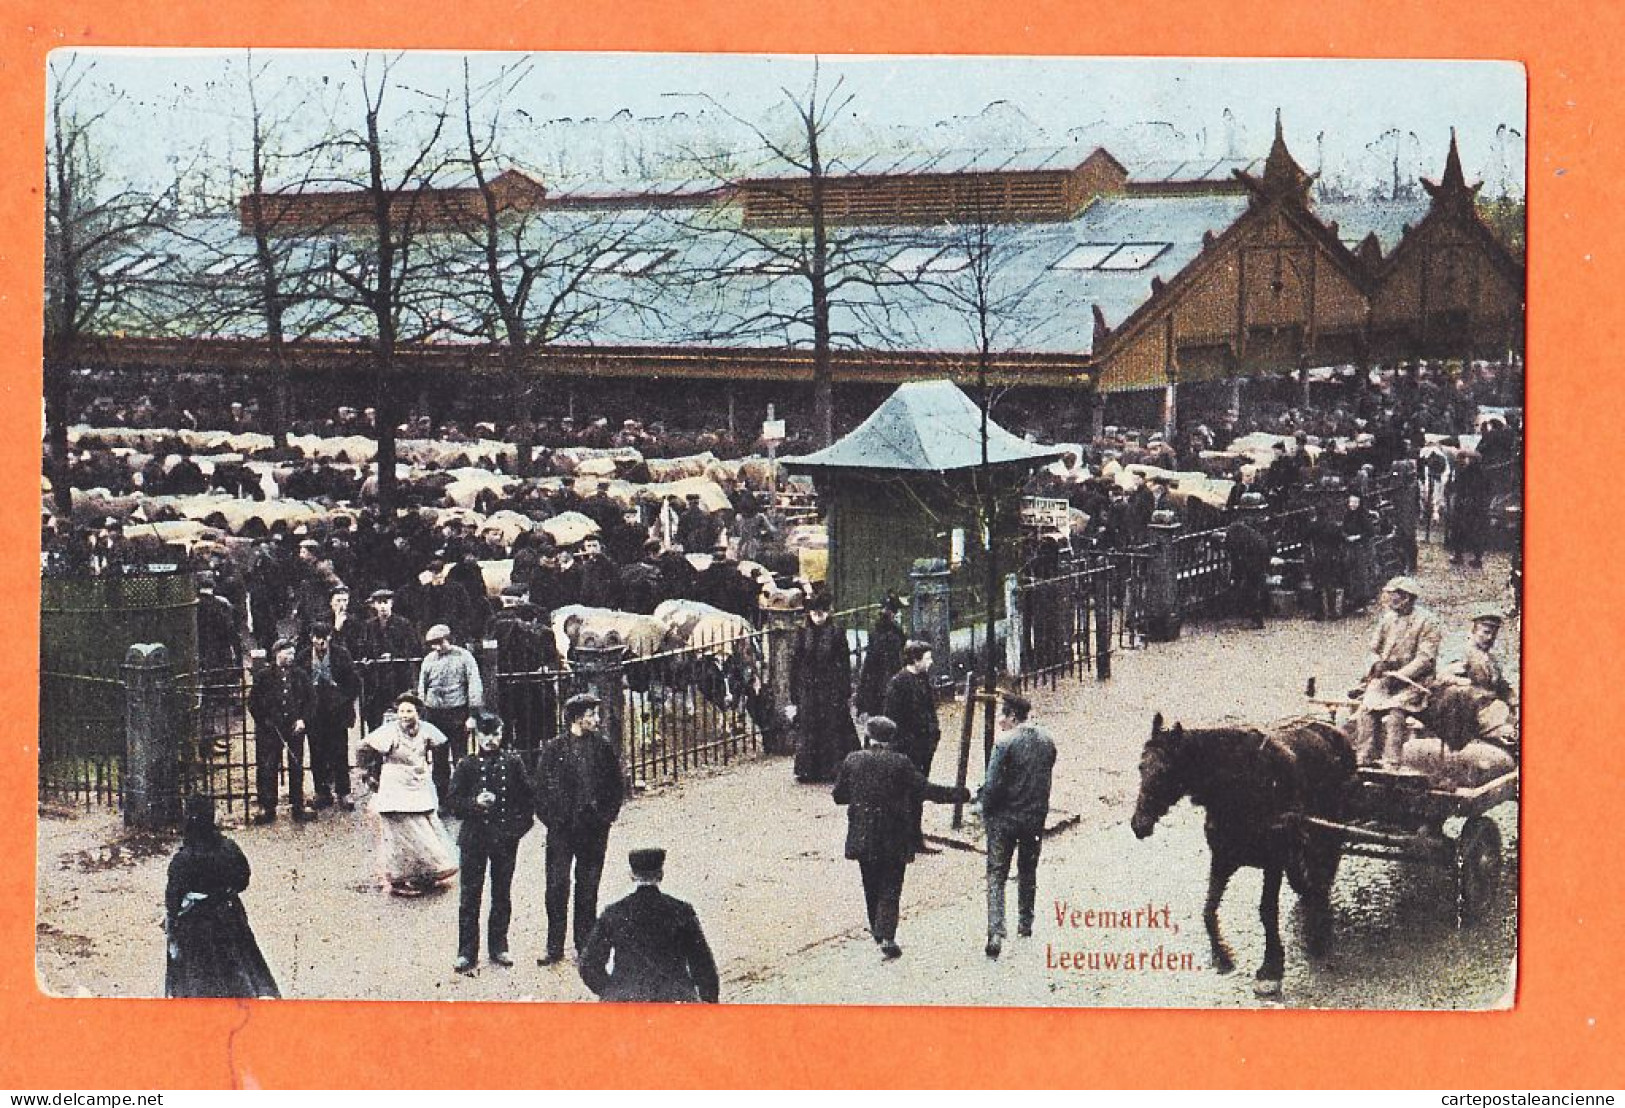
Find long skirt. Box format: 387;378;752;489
165;896;281;999
376;809;458;893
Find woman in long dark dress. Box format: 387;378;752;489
165;796;280;999
789;593;859;783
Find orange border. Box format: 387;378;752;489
3;1;1619;1090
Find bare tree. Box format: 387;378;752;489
901;200;1051;741
44;56;174;515
674;60;906;446
313;53;455;511
444;60;677;411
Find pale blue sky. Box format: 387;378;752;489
51;50;1527;198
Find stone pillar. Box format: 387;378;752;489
1144;518;1184;642
570;640;628;770
761;601;804;755
122;643;179;829
1002;573;1023;678
909;558;952;688
478;637;501;716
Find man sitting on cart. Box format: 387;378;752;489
1402;603;1518;788
1350;576;1442;768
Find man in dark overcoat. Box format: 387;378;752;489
832;716;970;959
450;711;535;973
853;593;908;719
533;693;625;965
304;622;361;813
883;640;941;852
1224;493;1273;629
353;589;420;730
578;848;719;1002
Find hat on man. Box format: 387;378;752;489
309;621;334;638
864;716;898;744
628;848;666;879
1470;602;1505;625
1383;575;1422;598
330;583;350;597
272;638;297;654
369;588;395;602
472;710;504;735
195;571;218;590
881;591;909;613
805;591;832;612
563;692;603;721
424;624;452;644
393;691;425;710
999;691;1033;718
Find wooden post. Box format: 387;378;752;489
951;674;977;830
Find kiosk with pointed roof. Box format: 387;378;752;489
784;380;1064;613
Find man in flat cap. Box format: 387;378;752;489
533;692;625;965
248;638;313;824
305;622;361;813
417;623;484;811
832;716;970;959
578;848;719;1003
1424;602;1518;758
1351;576;1442;768
354;588;420;730
978;691;1056;959
450;711;534;973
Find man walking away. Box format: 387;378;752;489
534;693;625;965
978;692;1057;959
832;716;970;960
578;848;719;1003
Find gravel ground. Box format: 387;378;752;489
36;542;1518;1008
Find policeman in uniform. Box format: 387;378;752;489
450;711;535;973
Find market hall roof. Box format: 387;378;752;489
784;379;1066;473
96;192;1248;358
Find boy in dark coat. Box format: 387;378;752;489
450;711;535;972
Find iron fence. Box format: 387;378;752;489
1011;562;1115;690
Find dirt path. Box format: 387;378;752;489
36;544;1518;1007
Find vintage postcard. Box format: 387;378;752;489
36;49;1524;1012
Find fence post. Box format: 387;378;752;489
1094;569;1114;680
760;600;804;755
1003;573;1023;678
908;558;952;688
122;643;180;829
1144;518;1184;642
571;641;629;777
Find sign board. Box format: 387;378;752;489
761;419;786;443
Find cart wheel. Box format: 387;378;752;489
1455;816;1503;926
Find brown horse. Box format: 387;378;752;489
1131;713;1354;994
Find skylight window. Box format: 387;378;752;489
588;248;672;276
1054;241;1171;272
122;255;167;278
97;255;146;279
204;255;254;277
1097;242;1170;270
886;246;971;276
1052;244;1118;271
726;249;800;275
